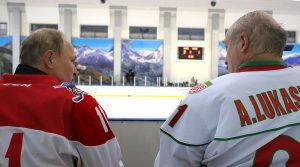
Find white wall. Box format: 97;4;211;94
77;7;109;26
121;8;129;39
128;7;159;27
25;6;59;24
21;11;29;36
173;9;210;82
273;13;300;42
224;11;247;29
0;3;8;23
75;6;110;38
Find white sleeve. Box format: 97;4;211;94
155;132;207;167
155;89;219;167
74;138;124;167
71;95;124;167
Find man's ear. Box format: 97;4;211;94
240;32;249;53
43;50;55;68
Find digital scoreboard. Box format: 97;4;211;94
178;47;203;60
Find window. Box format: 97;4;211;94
129;26;157;40
286;31;296;43
80;25;108;38
178;28;205;40
0;23;7;36
31;24;58;32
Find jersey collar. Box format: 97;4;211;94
15;64;47;75
1;74;61;85
238;61;287;72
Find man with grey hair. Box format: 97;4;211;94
0;28;123;167
155;11;300;166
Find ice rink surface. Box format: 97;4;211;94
78;86;190;120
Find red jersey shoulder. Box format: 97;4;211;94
189;80;213;94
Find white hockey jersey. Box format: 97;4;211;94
0;74;123;167
155;61;300;167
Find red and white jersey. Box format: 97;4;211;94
155;62;300;167
0;74;123;167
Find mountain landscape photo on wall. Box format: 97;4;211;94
0;36;12;75
218;42;300;76
218;41;228;76
282;44;300;66
122;39;163;86
72;38;114;85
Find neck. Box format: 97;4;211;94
244;53;282;62
230;53;283;73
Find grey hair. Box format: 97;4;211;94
226;11;287;56
20;28;66;65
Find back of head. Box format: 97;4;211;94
226;11;287;57
20;28;66;66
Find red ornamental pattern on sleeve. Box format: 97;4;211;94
189;81;213;94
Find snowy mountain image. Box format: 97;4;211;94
0;36;13;74
72;38;114;85
123;47;163;64
218;55;228;76
218;42;228;76
122;40;163;86
283;52;300;66
74;45;113;69
282;44;300;66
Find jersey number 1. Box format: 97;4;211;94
168;104;188;127
4;133;23;167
